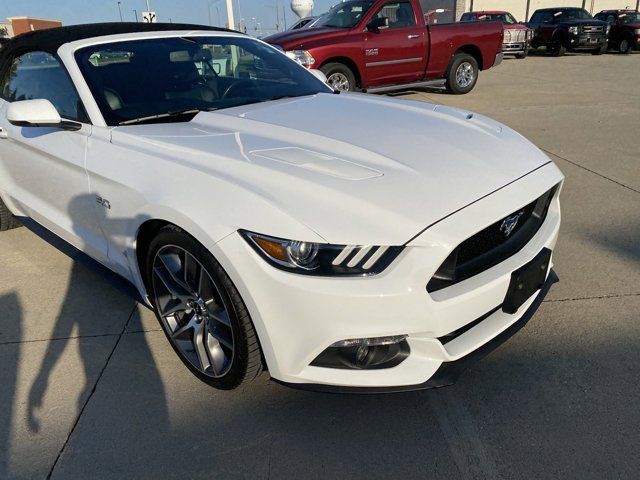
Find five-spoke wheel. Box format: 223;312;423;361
147;226;263;389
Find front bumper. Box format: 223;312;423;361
214;162;564;390
569;34;607;50
492;52;504;67
502;42;527;54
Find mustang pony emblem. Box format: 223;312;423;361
500;211;524;237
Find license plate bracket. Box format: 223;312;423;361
502;248;552;314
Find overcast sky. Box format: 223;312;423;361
0;0;335;34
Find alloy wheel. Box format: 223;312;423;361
327;72;350;91
455;61;475;88
152;245;234;378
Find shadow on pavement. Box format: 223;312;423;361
0;293;21;479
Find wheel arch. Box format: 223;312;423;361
454;45;483;70
318;56;362;87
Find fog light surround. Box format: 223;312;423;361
311;335;410;370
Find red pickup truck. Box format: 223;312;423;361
264;0;504;94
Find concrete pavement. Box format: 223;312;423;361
1;52;639;479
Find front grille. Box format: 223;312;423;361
582;25;604;33
427;185;557;293
504;29;527;43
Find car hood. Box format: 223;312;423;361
111;93;551;245
557;18;608;26
263;27;347;50
504;24;529;30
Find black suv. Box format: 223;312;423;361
528;7;609;56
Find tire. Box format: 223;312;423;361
549;42;565;57
515;48;528;59
320;62;356;92
0;197;21;231
592;43;607;55
146;225;263;390
445;53;479;95
619;37;632;54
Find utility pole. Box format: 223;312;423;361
133;9;138;22
117;1;123;21
282;5;287;29
226;0;235;29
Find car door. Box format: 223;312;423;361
361;1;427;86
0;50;107;261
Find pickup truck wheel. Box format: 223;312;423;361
147;225;264;390
592;43;607;55
445;53;478;95
320;63;356;92
618;38;632;54
0;197;21;231
549;43;565;57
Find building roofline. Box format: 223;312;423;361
7;16;62;23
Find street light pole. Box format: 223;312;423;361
117;1;123;21
133;9;138;22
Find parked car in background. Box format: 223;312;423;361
461;10;531;59
0;23;563;392
528;7;609;56
288;16;319;30
594;9;640;54
265;0;504;94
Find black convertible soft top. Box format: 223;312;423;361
0;22;234;73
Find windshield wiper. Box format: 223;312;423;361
118;109;201;126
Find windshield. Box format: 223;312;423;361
477;13;518;25
315;1;375;28
75;36;331;126
553;9;592;21
618;12;640;24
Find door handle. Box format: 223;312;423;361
0;128;8;139
408;34;420;39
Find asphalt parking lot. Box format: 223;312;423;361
1;52;639;480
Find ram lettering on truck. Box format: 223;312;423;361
265;0;504;94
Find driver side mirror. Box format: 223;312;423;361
367;17;389;32
7;99;81;131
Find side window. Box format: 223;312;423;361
0;51;88;123
372;2;416;29
530;12;542;23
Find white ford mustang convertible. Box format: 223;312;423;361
0;24;563;392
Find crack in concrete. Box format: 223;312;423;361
542;148;640;195
544;292;640;303
45;304;137;480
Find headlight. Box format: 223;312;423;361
568;26;579;34
285;50;315;67
635;28;640;35
527;29;533;40
240;230;403;276
606;25;611;34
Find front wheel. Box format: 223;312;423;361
592;43;607;55
320;62;356;92
515;48;528;59
619;38;632;54
146;225;263;390
0;197;21;231
445;53;479;95
549;42;566;57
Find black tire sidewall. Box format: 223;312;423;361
619;38;631;54
320;62;356;91
446;53;478;94
0;197;20;231
145;226;260;390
